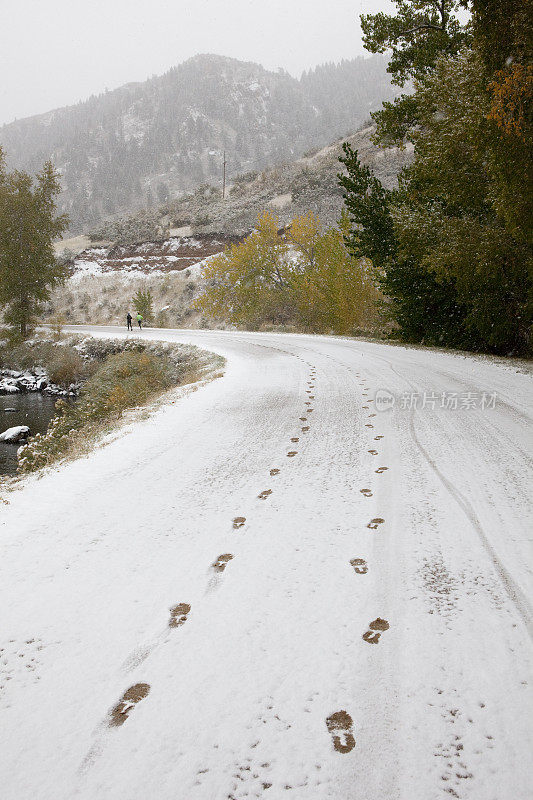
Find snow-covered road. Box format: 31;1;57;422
1;327;532;800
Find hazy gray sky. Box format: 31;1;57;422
0;0;393;126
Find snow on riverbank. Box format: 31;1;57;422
0;367;75;397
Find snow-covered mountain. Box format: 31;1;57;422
0;54;397;234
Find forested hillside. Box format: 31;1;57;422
86;123;410;245
0;54;396;234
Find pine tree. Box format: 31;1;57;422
0;149;68;338
337;144;472;348
132;288;154;323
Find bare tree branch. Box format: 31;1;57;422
398;23;446;37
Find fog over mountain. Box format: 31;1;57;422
0;53;397;234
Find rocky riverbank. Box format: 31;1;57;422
0;368;79;397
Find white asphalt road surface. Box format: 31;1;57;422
1;327;532;800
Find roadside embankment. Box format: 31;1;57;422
3;334;223;476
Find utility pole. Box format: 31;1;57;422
222;150;227;200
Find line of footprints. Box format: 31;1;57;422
105;362;389;757
327;369;391;754
106;361;316;730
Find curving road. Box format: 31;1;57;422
1;326;532;800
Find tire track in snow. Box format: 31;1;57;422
406;407;533;636
381;359;533;637
327;336;532;636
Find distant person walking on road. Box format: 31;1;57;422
127;312;133;331
136;313;143;329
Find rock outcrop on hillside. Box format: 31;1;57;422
70;234;246;279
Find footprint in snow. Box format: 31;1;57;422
109;684;150;727
301;426;310;432
300;417;307;422
367;517;385;530
375;466;389;474
258;489;272;500
368;449;378;455
233;516;246;529
291;437;299;442
326;710;356;753
350;558;368;574
169;603;191;628
212;554;234;572
307;408;314;413
374;435;384;440
362;618;389;644
362;405;369;409
309;395;315;399
360;488;373;497
287;451;298;458
270;468;280;476
365;423;374;428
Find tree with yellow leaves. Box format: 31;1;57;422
287;211;381;334
195;209;382;334
195;210;292;328
487;63;533;142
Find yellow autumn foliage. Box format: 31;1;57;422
286;210;382;334
487;63;533;141
195;211;291;327
195;210;382;334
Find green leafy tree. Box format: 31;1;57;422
340;1;532;354
360;0;471;144
132;288;154;323
0;149;68;338
470;0;533;73
394;50;532;353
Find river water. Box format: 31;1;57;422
0;393;59;475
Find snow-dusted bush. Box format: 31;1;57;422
47;348;92;388
17;339;222;473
